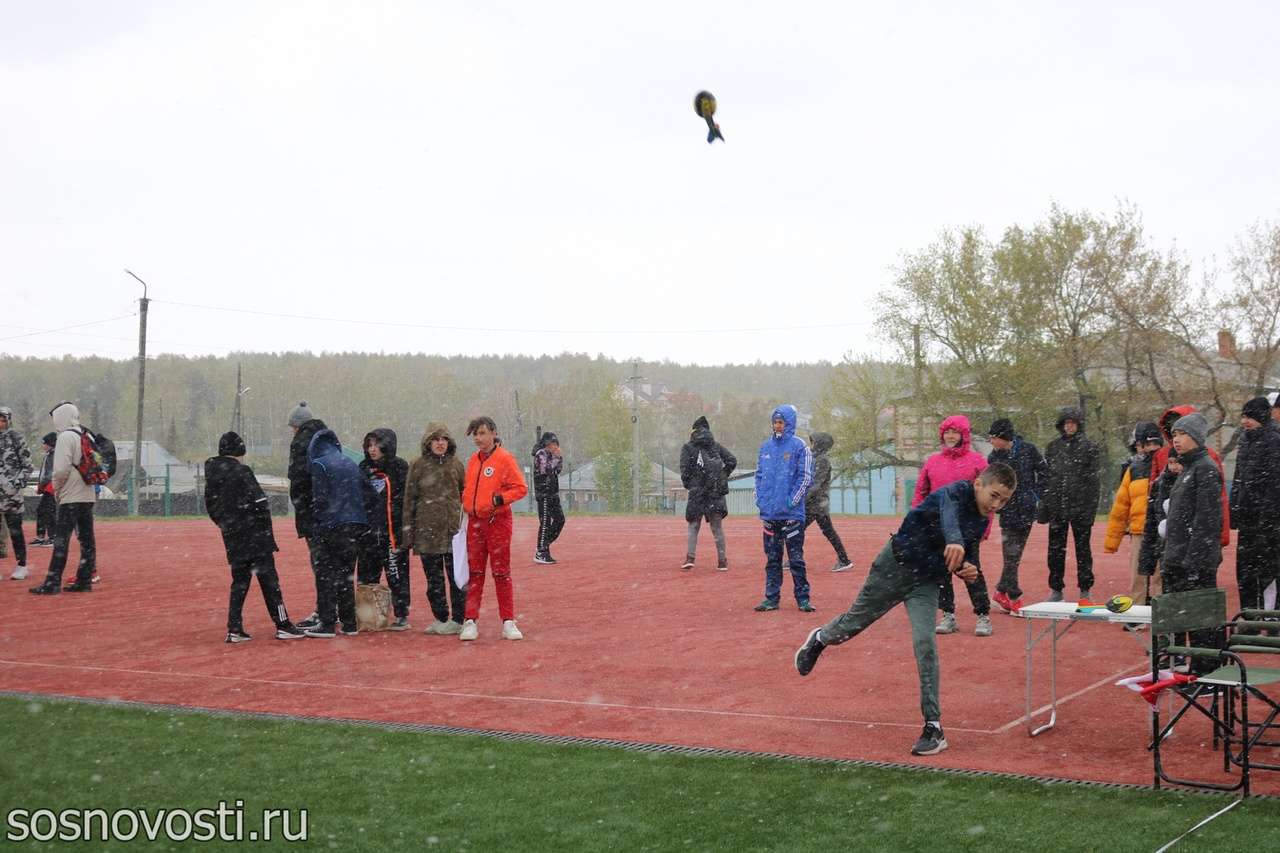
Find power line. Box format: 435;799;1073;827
152;298;876;335
0;313;137;343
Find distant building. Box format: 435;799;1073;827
561;458;683;512
723;467;897;516
110;441;199;495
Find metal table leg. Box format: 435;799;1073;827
1026;617;1073;736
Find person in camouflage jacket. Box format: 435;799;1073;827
0;406;34;578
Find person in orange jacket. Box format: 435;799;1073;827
1104;421;1163;606
460;416;528;641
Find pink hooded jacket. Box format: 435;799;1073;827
911;415;988;508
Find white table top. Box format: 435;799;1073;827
1020;601;1152;624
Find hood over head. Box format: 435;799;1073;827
363;427;398;461
938;414;973;454
810;431;834;455
770;404;798;440
307;428;342;461
690;416;715;448
49;401;80;433
1055;407;1086;434
1159;404;1197;441
422;422;457;457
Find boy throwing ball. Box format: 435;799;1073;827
794;464;1016;756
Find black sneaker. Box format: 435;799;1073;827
304;624;337;638
387;616;410;632
225;630;253;644
295;613;322;630
339;624;359;636
798;600;816;613
753;599;779;612
275;624;306;640
910;724;948;756
795;627;826;676
534;552;557;565
63;580;93;592
29;582;61;595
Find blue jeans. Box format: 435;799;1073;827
762;519;809;604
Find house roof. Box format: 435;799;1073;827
563;458;682;492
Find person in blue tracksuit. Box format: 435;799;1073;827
304;429;371;637
753;404;814;612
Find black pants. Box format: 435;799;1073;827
228;555;290;632
1047;518;1095;593
42;503;96;586
996;525;1032;600
356;532;410;618
304;536;322;615
314;525;361;629
1236;526;1280;612
536;493;565;554
421;553;466;624
938;565;990;615
1161;563;1223;674
804;512;849;564
35;494;56;538
2;511;26;567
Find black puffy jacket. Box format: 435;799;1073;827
204;455;278;563
1041;408;1101;522
360;428;409;543
680;423;737;523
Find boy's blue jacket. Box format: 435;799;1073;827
755;405;813;521
308;429;370;531
891;480;986;583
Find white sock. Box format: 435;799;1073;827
927;720;941;730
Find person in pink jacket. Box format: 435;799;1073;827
913;415;992;637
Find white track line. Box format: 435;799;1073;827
0;658;992;733
992;663;1150;734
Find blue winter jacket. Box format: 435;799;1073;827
308;429;370;531
754;405;813;522
891;480;987;584
987;435;1045;531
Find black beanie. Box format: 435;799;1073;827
987;418;1014;441
42;431;57;448
1133;421;1163;446
219;431;247;458
541;431;559;445
1243;396;1271;424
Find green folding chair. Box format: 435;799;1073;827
1215;609;1280;782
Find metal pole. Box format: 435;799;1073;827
126;270;149;516
628;361;645;512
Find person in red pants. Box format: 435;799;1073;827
460;417;528;641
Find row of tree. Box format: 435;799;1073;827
818;204;1280;485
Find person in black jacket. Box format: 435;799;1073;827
804;432;852;572
1039;407;1101;601
286;402;328;629
1230;397;1280;611
986;418;1046;614
532;431;565;564
205;432;305;643
357;428;411;630
304;428;371;638
1141;412;1223;671
31;432;58;547
679;416;736;570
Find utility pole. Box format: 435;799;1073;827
231;362;249;436
125;270;149;516
628;361;645;512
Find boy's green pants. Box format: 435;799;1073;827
817;540;941;723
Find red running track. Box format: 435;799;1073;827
0;515;1270;792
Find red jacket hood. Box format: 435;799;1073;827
1159;405;1197;441
938;415;973;459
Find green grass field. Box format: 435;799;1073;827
2;696;1277;851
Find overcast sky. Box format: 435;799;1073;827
3;1;1277;366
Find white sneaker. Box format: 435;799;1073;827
459;619;478;641
424;620;450;635
502;620;523;641
10;565;29;581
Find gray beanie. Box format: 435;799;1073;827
287;401;314;428
1171;412;1208;447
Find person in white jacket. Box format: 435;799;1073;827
30;402;98;595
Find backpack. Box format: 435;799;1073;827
73;428;116;486
699;448;727;497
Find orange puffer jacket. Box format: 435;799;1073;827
462;443;528;519
1104;457;1151;552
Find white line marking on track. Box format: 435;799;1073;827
0;658;992;733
